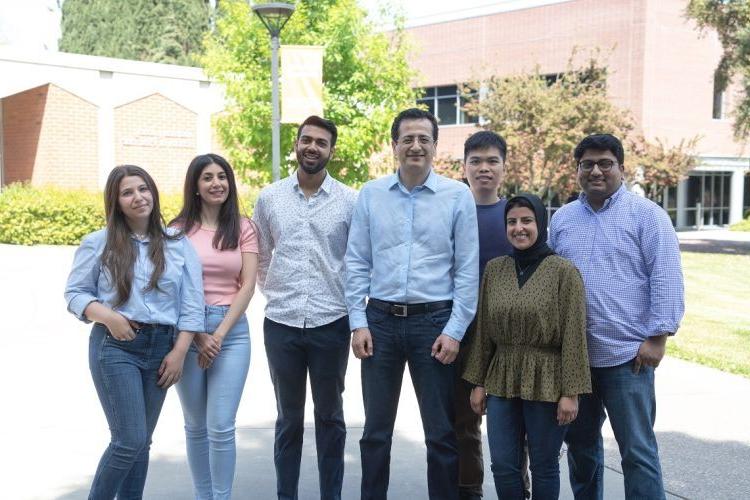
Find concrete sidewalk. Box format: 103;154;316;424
677;228;750;255
2;243;749;499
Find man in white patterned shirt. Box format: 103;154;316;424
252;115;357;500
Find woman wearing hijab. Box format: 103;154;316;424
462;193;591;499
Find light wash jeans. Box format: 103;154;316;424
88;323;173;500
177;306;251;500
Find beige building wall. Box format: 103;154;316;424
114;94;197;193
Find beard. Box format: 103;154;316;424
297;149;330;175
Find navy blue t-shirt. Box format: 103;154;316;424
477;199;513;279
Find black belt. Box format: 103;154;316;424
368;298;453;318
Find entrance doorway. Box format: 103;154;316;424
685;171;732;227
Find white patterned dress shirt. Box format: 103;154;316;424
252;171;357;328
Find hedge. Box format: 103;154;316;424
0;183;259;246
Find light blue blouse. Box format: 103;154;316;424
64;228;205;333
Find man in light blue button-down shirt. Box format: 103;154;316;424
549;134;684;500
346;108;479;500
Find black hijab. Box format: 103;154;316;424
504;193;555;287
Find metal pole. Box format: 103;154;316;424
271;34;281;182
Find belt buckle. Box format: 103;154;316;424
392;304;408;317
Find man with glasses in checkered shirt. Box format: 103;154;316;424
549;134;684;500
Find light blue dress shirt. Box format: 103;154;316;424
345;170;479;341
549;185;685;368
65;228;205;333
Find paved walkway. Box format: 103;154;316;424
677;228;750;254
2;243;749;499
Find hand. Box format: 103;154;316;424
105;311;137;341
352;328;374;359
198;352;213;370
557;395;578;425
470;386;487;416
158;347;187;388
634;334;668;374
431;334;459;364
194;333;222;361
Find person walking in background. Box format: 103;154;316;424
464;193;591;499
172;153;258;499
64;165;204;499
346;108;479;500
252;116;357;500
456;130;514;500
549;134;684;500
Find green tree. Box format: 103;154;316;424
59;0;211;66
463;53;697;203
687;0;750;139
202;0;417;185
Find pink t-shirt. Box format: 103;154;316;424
187;218;259;306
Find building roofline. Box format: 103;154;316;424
401;0;574;29
0;46;209;82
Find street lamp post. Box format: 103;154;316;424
252;2;295;182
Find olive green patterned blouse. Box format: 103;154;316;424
462;255;591;402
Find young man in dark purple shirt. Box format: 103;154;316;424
455;131;514;499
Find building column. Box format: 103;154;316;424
676;178;688;228
729;168;747;225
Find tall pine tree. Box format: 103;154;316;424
59;0;211;66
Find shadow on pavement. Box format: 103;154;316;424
54;427;432;500
604;431;750;499
679;240;750;255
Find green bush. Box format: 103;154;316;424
0;183;259;246
730;216;750;232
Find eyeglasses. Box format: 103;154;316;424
578;159;618;171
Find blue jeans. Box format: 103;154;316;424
360;304;458;500
565;360;664;500
88;323;173;500
486;396;567;500
176;306;251;500
263;316;350;500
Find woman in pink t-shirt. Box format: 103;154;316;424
172;153;258;500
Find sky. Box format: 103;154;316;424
0;0;564;51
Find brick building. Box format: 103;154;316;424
404;0;750;228
0;47;224;192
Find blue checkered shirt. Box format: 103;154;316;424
549;185;684;368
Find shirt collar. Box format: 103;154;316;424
389;168;438;193
579;183;627;212
292;170;332;196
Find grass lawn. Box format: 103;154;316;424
668;251;750;378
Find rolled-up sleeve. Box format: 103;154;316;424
64;233;102;323
443;188;479;340
345;187;372;331
177;237;205;333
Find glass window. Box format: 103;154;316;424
415;84;479;125
437;96;457;125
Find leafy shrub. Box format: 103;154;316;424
0;183;259;246
730;217;750;232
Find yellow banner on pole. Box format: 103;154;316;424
281;45;324;123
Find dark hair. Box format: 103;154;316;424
391;107;439;143
172;153;243;250
573;134;624;164
297;115;338;147
102;165;172;307
505;196;535;215
464;130;507;161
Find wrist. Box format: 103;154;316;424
171;343;189;356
